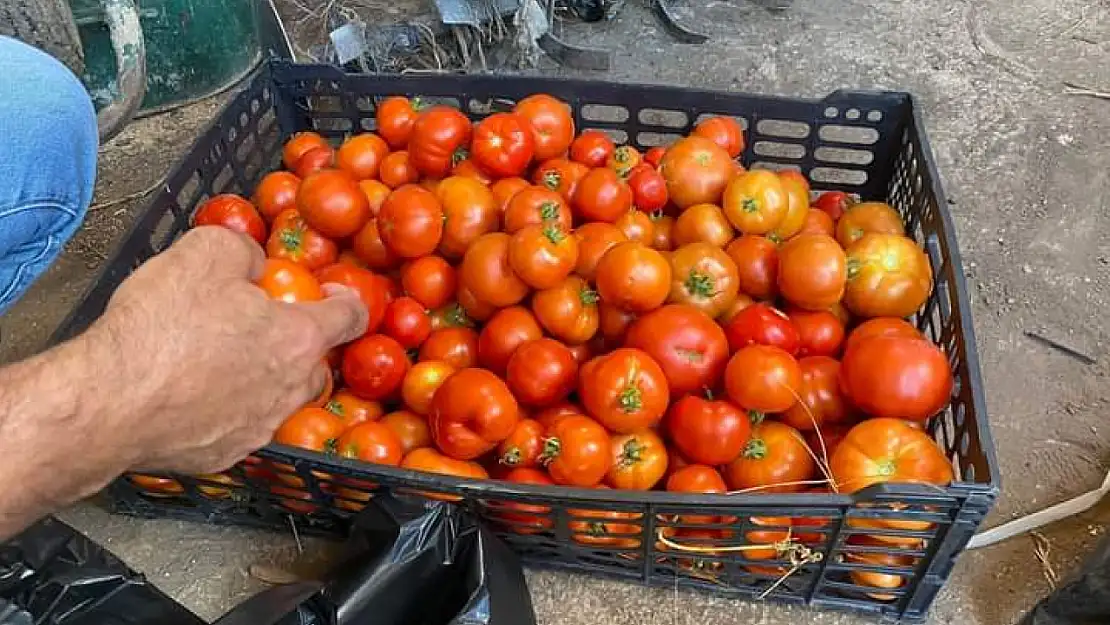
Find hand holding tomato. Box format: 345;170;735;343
96;227;368;472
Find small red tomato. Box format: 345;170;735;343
382;296;432;349
724;303;800;354
293;145;335;178
506;338;578;407
471;113;536;178
569;130;616;168
193;194;267;244
643;146;666;167
813;191;853;221
342;334;410;401
626;165;668;212
788;308;845;357
498;418;546;468
666;395;752;466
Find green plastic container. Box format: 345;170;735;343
71;0;262;113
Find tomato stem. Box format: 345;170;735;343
451;147;469;167
539;437;561;464
742;438;767;460
540;170;561;191
748;410;765;425
543;224;566;244
684;271;717;299
742;198;759;214
323;438;339;456
579;287;599;306
278;228;303;252
845;257;862;280
539;201;561;221
324;400;344;417
500;447;522;466
877;459;897;477
587;521;609;537
620;438;644;468
618;385;643;413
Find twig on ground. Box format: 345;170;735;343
1030;531;1059;589
88;178;165;212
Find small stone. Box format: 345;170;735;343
1022;264;1032;274
1006;297;1016;305
997;237;1005;244
969;261;978;268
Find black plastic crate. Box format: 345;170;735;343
52;60;999;623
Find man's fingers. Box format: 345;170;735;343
298;284;369;347
175;226;266;280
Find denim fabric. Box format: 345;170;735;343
0;36;97;313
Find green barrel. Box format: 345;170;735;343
71;0;261;113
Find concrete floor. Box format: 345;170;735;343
2;0;1109;623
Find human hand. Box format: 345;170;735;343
90;226;367;473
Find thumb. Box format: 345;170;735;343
297;284;369;347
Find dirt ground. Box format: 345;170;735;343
3;0;1109;623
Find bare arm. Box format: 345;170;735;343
0;227;368;539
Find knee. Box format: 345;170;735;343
0;36;98;212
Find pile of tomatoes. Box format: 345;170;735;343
180;93;958;591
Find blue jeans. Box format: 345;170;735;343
0;36;97;313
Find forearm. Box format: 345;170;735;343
0;322;137;539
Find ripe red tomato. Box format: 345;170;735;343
503;186;572;233
358;179;391;216
569;130;615;167
401;360;455;415
193;194;267;244
408;106;472;178
292;146;335;178
843;317;921;353
336;133;390;180
514;94;575;161
777;234;847;310
843;233;933;318
813;190;852;221
667;242;740;319
507;338;578;407
614;209;655;245
435;175;498;259
378;184;444;258
274;406;344;451
380;409;432;454
693;116;745;158
325;388;384;428
836;202;903;247
572;167;633;223
799;208;835;237
258;258;323;302
350;218;397;271
579;348;670;433
429;368;521;460
376;96;422;149
627;165;668;212
506;224;576;290
594;242;671;313
659;136;734;209
296;170;371;239
541;414;611;486
460;232;529;307
336;421;403;465
672;203;733;249
723;421;815;493
666;464;728;524
840;335;953;422
493;466;555;534
724;303;800;354
830;418;953;493
315;263;388;334
781;356;853;431
533;158;588;203
788;308;845;357
723;170;788;235
266;208;337;270
606;429;668;490
724;345;802;413
624;304;729;396
643;146;666;167
573;222;627;282
282;131;329;170
666;395;751;465
400;255;457;309
650;213;675;251
598;301;637;344
401;447;488;481
471;112;536;177
725;235;778;300
342;334;410;401
252;171;300;223
378;151;420;188
382;296;432;349
418;327;479;370
491;177;530;214
498;418;546;468
532;276;600;344
477;306;543;375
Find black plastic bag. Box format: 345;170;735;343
0;516;204;625
214;496;537;625
1021;533;1110;625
